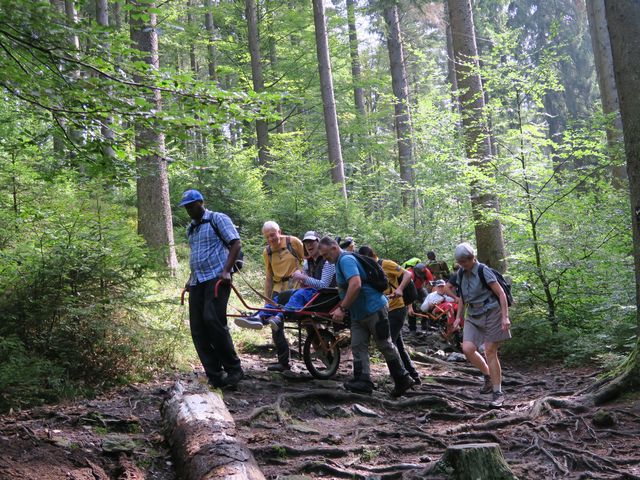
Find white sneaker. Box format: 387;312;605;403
234;316;264;330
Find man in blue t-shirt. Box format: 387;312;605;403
318;237;414;397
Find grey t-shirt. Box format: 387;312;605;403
459;263;498;316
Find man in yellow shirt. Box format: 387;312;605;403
262;221;304;371
262;221;304;299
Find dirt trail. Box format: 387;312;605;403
1;329;639;479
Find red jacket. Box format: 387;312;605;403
409;267;433;290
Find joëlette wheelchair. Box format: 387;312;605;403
225;284;351;379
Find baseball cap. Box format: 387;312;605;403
434;279;446;287
178;189;204;207
339;236;353;249
303;230;320;242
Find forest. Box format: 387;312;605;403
0;0;639;479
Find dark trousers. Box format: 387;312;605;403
407;288;428;331
271;289;294;366
189;279;242;381
388;306;418;377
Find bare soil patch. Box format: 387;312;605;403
1;327;639;479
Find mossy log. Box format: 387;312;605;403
436;443;517;480
161;382;265;480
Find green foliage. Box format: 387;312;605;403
0;143;192;410
0;335;68;411
0;0;636;409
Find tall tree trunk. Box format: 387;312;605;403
65;0;84;154
603;0;640;395
129;0;178;271
346;0;365;118
187;0;198;75
203;0;223;144
586;0;627;185
383;3;415;209
346;0;373;175
443;1;459;112
447;0;507;273
112;0;122;29
312;0;348;200
204;0;219;82
49;0;67;157
265;0;285;135
245;0;270;165
95;0;116;161
185;0;206;156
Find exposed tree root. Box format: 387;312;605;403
578;346;639;405
300;460;411;479
237;389;460;424
250;444;362;458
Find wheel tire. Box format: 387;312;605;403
303;329;340;380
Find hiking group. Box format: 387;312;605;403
179;189;512;408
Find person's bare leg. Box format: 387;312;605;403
462;340;489;376
484;341;502;388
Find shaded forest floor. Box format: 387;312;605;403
1;327;640;479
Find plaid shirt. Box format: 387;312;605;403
187;209;240;285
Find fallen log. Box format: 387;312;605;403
161;382;265;480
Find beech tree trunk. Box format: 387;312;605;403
447;0;507;273
245;0;270;165
312;0;348;200
586;0;627;186
604;0;640;390
383;3;416;209
129;0;178;271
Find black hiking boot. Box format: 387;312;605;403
222;370;244;389
480;375;493;394
266;362;290;372
207;373;227;389
390;374;415;398
344;378;374;395
410;372;422;386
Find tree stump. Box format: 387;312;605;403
436;443;517;480
161;382;265;480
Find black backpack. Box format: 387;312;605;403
378;259;418;305
337;253;389;293
188;214;244;272
457;263;513;307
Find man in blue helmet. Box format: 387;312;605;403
179;189;244;389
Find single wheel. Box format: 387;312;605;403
303;329;340;379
